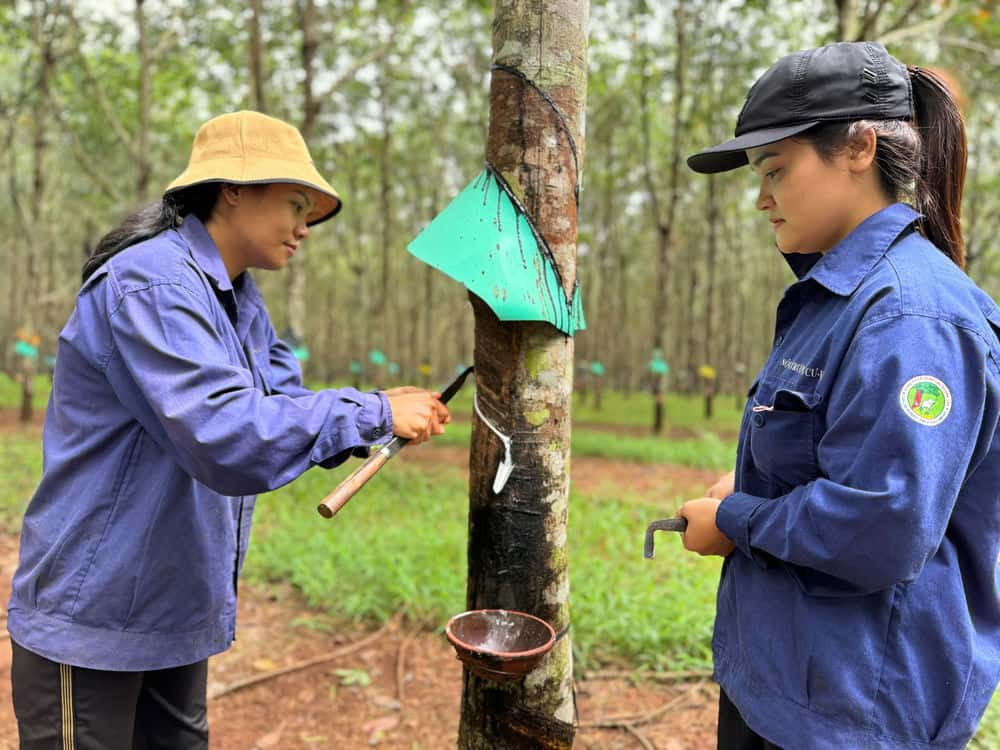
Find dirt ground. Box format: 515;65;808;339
0;413;723;749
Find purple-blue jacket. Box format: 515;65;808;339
8;215;392;671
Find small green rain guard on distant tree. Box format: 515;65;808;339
649;350;669;376
349;360;363;375
369;350;387;367
14;340;38;360
407;165;585;336
590;360;605;377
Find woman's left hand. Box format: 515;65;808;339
677;497;736;557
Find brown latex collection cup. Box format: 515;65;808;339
445;609;556;682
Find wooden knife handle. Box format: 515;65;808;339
317;448;392;518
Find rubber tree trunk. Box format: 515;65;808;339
135;0;151;203
249;0;268;113
284;0;318;374
21;0;54;423
458;1;588;748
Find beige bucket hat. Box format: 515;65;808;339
164;110;342;225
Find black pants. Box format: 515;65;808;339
11;640;209;750
718;688;783;750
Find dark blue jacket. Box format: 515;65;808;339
715;204;1000;749
8;216;391;670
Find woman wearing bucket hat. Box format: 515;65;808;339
677;43;999;749
7;111;450;747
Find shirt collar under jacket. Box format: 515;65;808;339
177;213;235;293
783;202;921;297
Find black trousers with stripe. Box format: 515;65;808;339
11;640;209;750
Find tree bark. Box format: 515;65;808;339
135;0;151;202
639;0;688;432
249;0;268;113
20;0;56;422
286;0;316;369
835;0;859;42
377;76;394;361
704;173;718;393
458;1;588;748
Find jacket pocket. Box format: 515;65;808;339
748;384;820;496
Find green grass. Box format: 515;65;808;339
0;433;43;533
243;457;720;672
973;698;1000;750
0;373;51;411
246;462;468;625
568;489;721;671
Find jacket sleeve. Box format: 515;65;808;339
261;314;392;466
717;314;990;596
104;272;391;496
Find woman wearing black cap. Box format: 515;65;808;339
678;43;999;749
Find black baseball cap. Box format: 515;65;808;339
687;42;913;174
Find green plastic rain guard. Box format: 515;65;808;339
649;357;669;375
407;166;585;336
14;341;38;359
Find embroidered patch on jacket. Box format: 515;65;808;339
899;376;952;426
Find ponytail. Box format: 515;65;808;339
82;182;221;282
804;66;967;269
907;66;967;269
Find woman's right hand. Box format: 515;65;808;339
706;469;736;499
384;388;450;445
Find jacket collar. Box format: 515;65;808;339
177;214;234;293
783;203;921;296
176;215;266;338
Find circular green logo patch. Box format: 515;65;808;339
899;375;952;426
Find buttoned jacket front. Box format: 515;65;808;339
714;204;1000;750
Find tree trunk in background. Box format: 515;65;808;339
703;173;718;415
20;0;55;422
286;0;317;371
963;111;985;274
249;0;268;113
683;253;698;391
834;0;858;42
458;1;588;747
617;232;631;394
704;174;718;370
5;125;22;373
639;0;688;433
377;75;394;365
135;0;151;203
422;263;433;386
344;156;367;385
